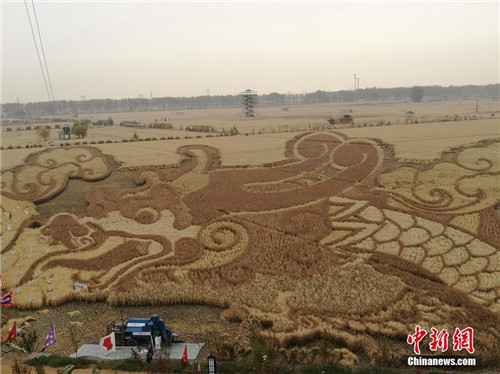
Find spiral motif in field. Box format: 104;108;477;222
199;220;248;252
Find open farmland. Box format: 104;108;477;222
1;100;500;368
2;99;499;170
60;98;500;126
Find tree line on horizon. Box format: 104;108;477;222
2;84;498;118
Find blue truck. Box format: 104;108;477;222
109;315;178;347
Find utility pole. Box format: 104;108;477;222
353;74;357;101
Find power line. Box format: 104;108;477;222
31;0;56;105
23;0;55;114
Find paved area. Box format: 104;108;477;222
69;343;204;361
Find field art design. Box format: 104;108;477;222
1;131;499;362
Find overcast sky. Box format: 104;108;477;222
1;1;499;103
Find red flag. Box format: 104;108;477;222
181;344;188;363
1;321;17;343
99;331;115;353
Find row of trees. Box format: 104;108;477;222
3;84;498;117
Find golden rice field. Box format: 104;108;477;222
1;100;500;367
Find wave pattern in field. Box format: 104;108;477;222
377;141;500;217
1;147;112;203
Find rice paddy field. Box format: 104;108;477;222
1;99;500;370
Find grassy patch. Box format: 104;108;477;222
25;356;96;369
25;355;192;373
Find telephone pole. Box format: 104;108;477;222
354;74;357;101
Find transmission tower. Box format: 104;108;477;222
240;89;258;118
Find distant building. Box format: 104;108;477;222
339;114;353;124
339;109;354;124
120;122;147;128
60;126;71;140
91;120;108;128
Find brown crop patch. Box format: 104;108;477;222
42;240;149;271
40;214;91;249
185;132;382;224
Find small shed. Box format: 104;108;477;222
339;110;354;124
60;126;71;140
339;114;353;124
